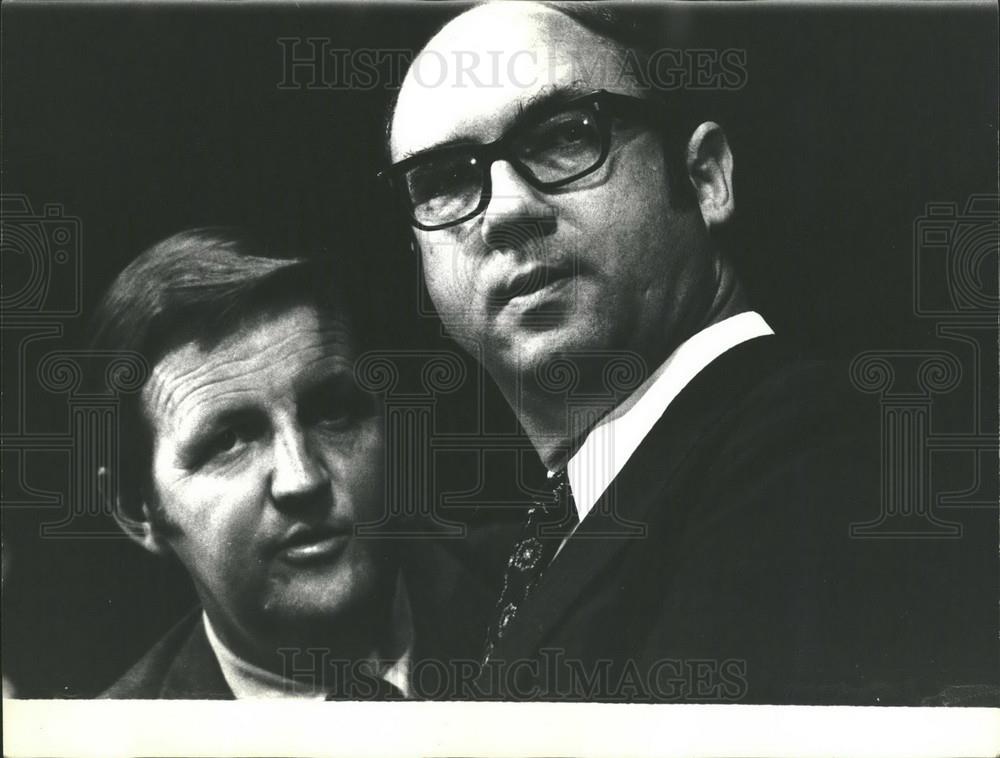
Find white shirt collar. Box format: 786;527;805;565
203;573;414;700
564;311;774;523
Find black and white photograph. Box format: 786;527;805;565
2;1;998;755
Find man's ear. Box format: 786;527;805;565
98;466;171;556
685;121;735;230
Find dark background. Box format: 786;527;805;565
2;1;997;697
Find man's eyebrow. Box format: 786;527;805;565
396;84;596;163
294;361;353;396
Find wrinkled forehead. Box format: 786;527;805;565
390;2;632;161
142;305;355;425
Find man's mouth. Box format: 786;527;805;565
274;524;352;566
488;264;575;311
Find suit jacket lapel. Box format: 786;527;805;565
487;335;781;664
160;615;233;699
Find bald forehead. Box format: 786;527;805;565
417;2;575;63
390;2;632;161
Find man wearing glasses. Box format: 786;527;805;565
383;2;960;703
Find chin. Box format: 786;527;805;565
269;560;389;619
506;321;608;368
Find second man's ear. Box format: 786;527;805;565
98;466;172;556
121;504;173;557
685;121;735;230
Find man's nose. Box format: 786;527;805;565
479;160;555;251
270;426;331;510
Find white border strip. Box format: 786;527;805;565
4;700;999;758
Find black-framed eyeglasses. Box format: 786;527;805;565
379;90;664;231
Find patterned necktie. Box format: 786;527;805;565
483;468;579;665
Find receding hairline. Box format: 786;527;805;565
387;1;632;162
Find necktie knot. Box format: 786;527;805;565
529;468;580;538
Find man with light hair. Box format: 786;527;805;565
94;229;410;699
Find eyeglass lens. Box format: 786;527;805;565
404;102;604;228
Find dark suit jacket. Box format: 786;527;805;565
101;576;493;700
101;610;233;699
468;336;995;704
100;606;423;700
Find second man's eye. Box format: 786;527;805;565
301;378;372;431
212;429;240;453
188;423;256;470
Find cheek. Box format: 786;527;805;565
597;174;683;272
598;139;670;225
327;422;385;518
157;493;263;606
422;256;459;313
419;234;477;308
156;464;266;550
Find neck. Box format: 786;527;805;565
499;265;750;471
205;593;397;687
